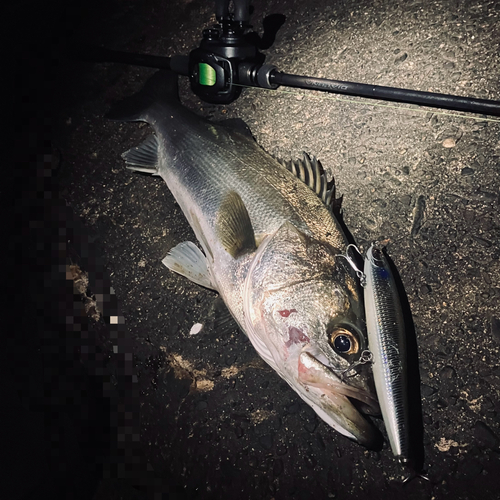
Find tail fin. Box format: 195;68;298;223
106;70;179;122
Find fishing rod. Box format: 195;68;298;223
75;0;500;117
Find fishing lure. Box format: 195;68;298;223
363;243;410;464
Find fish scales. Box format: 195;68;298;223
156;113;348;326
159;116;344;246
108;70;380;447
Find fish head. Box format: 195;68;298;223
243;222;380;447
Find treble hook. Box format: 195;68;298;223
332;350;373;382
335;244;366;287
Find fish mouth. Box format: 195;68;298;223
297;350;380;448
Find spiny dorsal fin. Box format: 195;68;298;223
122;134;159;174
216;191;256;258
277;153;342;215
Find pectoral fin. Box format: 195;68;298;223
216;191;256;258
162;241;217;290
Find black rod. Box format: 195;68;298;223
271;71;500;117
74;45;173;70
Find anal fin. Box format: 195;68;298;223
162;241;216;291
209;297;241;336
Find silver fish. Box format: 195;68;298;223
108;70;379;446
363;243;409;462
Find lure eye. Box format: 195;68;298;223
371;246;385;266
329;327;359;355
372;247;382;260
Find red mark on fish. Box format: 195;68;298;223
285;327;310;348
278;309;297;318
298;355;308;375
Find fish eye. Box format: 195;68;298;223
329;327;359;355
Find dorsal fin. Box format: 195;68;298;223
216;191;256;258
277;153;343;215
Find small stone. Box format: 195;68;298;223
442;137;456;148
259;434;274;450
478;190;496;201
440;366;456;380
394;52;408;64
304;419;319;433
474;421;499;449
225;354;237;366
276;442;288;456
304;453;317;469
248;456;260;470
372;198;387;209
472;236;492;248
196;401;208;410
436;398;449;409
461;167;475;176
316;433;326;450
231;413;250;423
189;323;203;335
491;317;500;342
401;194;412;205
273;458;284;477
466;266;481;277
457;457;483;480
421;384;437;397
364;218;377;230
464;209;475;223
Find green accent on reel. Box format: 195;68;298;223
198;63;216;86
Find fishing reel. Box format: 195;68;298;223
186;0;279;104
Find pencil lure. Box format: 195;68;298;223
363;243;410;464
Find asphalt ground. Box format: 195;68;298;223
5;0;500;499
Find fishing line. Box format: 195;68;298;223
232;83;500;123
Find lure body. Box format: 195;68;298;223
363;244;409;463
